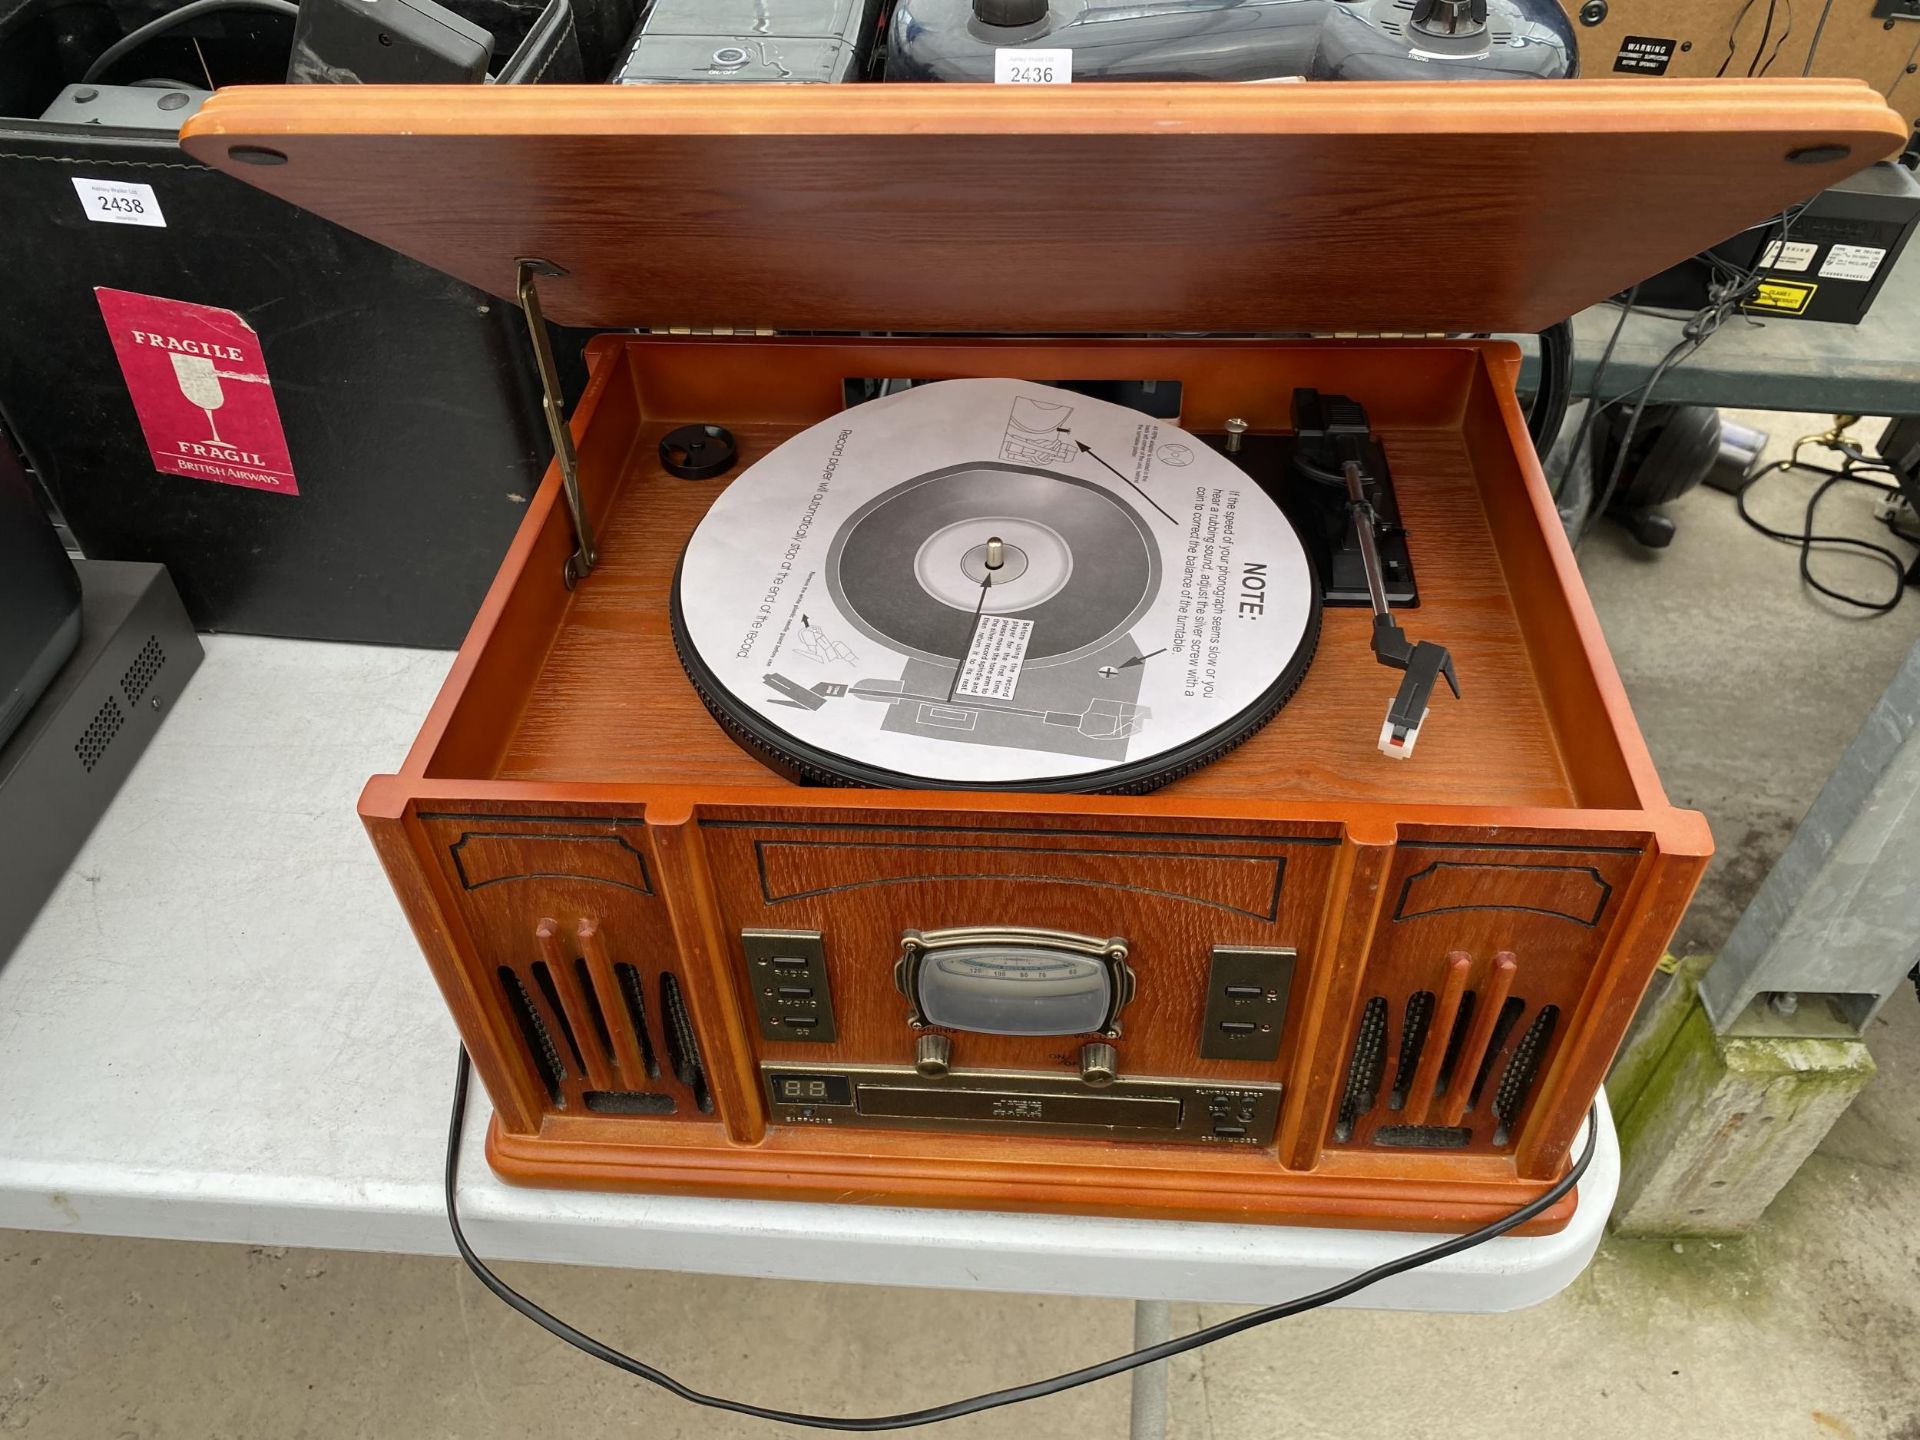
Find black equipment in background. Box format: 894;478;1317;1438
288;0;496;82
0;557;202;964
1878;416;1920;515
886;0;1578;82
1636;163;1920;326
0;0;625;647
613;0;885;83
0;432;81;750
1590;404;1737;549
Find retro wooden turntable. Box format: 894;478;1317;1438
182;81;1902;1232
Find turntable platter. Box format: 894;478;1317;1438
671;379;1321;792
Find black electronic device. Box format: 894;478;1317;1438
0;560;201;962
288;0;495;82
0;437;81;751
613;0;886;83
0;0;608;648
1636;162;1920;324
886;0;1576;82
1878;415;1920;525
39;81;209;126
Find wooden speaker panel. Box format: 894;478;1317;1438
1322;840;1646;1156
414;811;720;1126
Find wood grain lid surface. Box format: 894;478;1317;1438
179;81;1905;333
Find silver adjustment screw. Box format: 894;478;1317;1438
1079;1041;1118;1088
1223;417;1248;454
915;1033;952;1077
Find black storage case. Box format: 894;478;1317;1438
0;0;624;648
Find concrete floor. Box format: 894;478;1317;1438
5;413;1920;1439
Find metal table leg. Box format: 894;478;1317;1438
1128;1298;1172;1440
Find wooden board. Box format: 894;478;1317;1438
178;80;1905;335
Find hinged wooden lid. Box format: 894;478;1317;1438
180;81;1903;334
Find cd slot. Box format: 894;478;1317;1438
857;1085;1183;1133
763;1063;1282;1146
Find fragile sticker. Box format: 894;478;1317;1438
1612;36;1676;74
1759;239;1818;273
1818;244;1886;283
1745;279;1817;316
95;288;298;495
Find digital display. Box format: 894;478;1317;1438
769;1072;854;1107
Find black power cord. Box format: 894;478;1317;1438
1716;0;1761;76
1753;0;1793;76
443;1046;1600;1430
1736;457;1913;614
1529;319;1573;459
1801;0;1837;75
1572;206;1806;549
1550;284;1637;514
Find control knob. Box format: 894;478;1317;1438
915;1033;953;1077
1079;1041;1118;1088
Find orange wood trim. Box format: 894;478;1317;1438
1468;355;1665;812
578;917;649;1086
1513;839;1713;1179
364;809;545;1134
375;777;1696;840
484;1115;1580;1235
539;917;613;1090
647;813;766;1145
1438;952;1518;1128
184;79;1904;141
1407;952;1472;1124
1281;833;1393;1169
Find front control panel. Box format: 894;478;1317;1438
765;1063;1283;1146
750;922;1291;1146
743;928;839;1042
1200;946;1296;1061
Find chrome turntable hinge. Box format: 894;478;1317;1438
515;258;597;589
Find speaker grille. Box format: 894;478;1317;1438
75;695;124;773
500;966;565;1105
660;973;713;1114
614;961;661;1079
121;635;166;705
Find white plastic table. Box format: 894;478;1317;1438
0;635;1617;1436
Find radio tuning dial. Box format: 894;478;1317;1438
896;927;1134;1038
1079;1041;1119;1088
915;1033;953;1077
